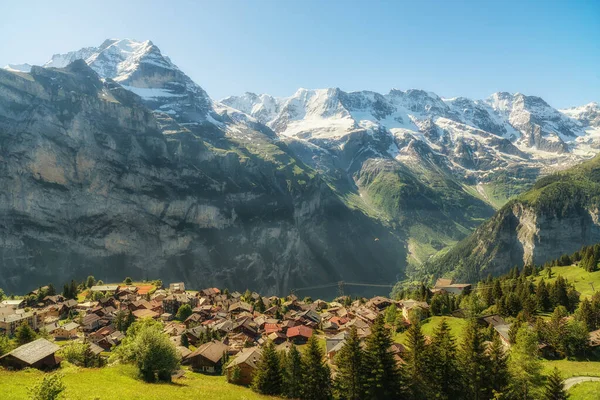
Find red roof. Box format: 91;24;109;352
286;325;313;339
136;285;154;295
264;323;281;334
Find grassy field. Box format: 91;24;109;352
393;316;468;344
535;265;600;298
0;363;275;400
541;359;600;378
569;381;600;399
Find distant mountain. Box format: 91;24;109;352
424;154;600;282
1;39;598;292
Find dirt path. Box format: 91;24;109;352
563;376;600;390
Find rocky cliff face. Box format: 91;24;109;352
427;156;600;281
0;62;405;294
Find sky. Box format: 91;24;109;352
1;0;598;108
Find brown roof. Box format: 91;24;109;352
186;340;229;364
434;278;453;288
226;347;262;369
132;309;159;319
0;338;59;365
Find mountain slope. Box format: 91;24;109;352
0;60;406;295
425;154;600;282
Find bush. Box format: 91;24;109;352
28;373;65;400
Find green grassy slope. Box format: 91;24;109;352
569;381;600;399
535;265;600;299
0;364;274;400
393;316;468;344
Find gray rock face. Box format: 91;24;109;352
0;64;405;294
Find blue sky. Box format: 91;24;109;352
1;0;598;108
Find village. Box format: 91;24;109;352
1;270;599;399
0;278;476;377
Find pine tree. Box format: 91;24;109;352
543;368;569;400
301;335;332;400
15;324;36;345
282;344;303;399
537;279;551;312
363;315;403;400
405;320;428;399
575;297;595;330
459;320;489;400
508;326;544;399
333;327;365;400
487;332;509;398
252;340;283;395
426;318;463;400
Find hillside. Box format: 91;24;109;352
426;155;600;281
0;57;405;295
0;363;274;400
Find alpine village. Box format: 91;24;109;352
4;244;600;399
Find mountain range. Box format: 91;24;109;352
1;38;599;293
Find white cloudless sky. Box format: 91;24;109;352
1;0;598;108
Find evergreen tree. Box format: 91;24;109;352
301;335;332;400
15;324;36;345
537;279;551;312
425;318;463;400
252;340;282;395
508;326;544;399
363;315;403;400
68;280;78;300
487;332;509;398
575;297;595;330
405;320;428;399
543;368;569;400
459;320;489;400
46;284;56;296
180;332;189;348
551;276;569;309
282;344;303;399
86;276;96;288
333;327;365;400
255;296;266;313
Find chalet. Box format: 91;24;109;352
131;309;160;320
295;309;321;325
169;282;185;293
267;331;287;345
225;347;262;385
433;278;472;295
81;313;102;332
326;331;349;357
185;340;229;373
229;302;253;315
89;285;119;294
184;313;203;328
366;296;394;311
322;321;339;333
401;300;429;321
231;318;258;337
287;325;313;344
50;322;80;340
43;295;65;306
478;315;511;347
0;299;25;309
0;339;61;370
